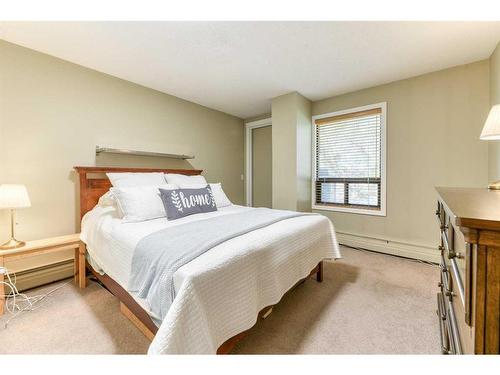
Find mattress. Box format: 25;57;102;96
80;203;341;353
81;204;252;317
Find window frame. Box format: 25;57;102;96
311;102;387;216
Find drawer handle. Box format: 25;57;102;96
448;251;463;259
440;231;450;251
437;293;450;354
441;267;454;297
445;290;456;298
450;258;465;306
445;313;456;354
447;300;463;355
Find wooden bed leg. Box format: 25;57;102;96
316;261;324;282
120;302;155;341
78;241;87;289
261;306;273;319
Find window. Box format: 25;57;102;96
312;102;386;216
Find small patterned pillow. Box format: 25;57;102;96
159;186;217;220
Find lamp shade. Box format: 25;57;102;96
0;184;31;209
480;104;500;140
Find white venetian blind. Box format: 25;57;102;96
315;107;382;209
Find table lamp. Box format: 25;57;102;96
480;104;500;190
0;184;31;250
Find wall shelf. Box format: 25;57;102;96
95;146;194;160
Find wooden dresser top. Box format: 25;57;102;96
436;187;500;231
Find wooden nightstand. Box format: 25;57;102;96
0;233;81;315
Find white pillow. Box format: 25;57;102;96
180;182;232;208
209;183;232;208
107;172;166;188
97;191;116;207
111;184;176;223
97;191;124;218
164;173;207;187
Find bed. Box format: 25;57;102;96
74;166;341;354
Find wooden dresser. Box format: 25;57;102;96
436;187;500;354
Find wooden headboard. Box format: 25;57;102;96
74;166;203;219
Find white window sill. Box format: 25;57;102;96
312;204;387;217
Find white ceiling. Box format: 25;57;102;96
1;21;500;119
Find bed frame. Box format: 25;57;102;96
74;166;323;354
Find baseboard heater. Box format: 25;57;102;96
6;259;74;292
336;232;440;264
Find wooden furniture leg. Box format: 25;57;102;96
74;248;79;284
0;255;4;315
120;302;155;341
78;241;87;288
316;261;324;282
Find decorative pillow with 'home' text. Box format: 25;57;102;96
159;186;217;220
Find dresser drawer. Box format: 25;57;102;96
439;250;474;354
437;292;451;354
438;203;470;321
438;265;462;354
449;274;474;354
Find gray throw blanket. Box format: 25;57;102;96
128;208;310;322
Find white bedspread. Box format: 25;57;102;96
81;204;340;354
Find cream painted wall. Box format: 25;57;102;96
271;92;312;211
296;94;312;212
272;93;298;210
488;41;500;181
491;41;500;104
0;40;244;272
312;60;490;251
245;113;271;123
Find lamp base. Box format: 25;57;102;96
0;238;26;250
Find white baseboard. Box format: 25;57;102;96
9;260;74;292
336;232;440;264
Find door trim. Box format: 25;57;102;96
245;118;272;206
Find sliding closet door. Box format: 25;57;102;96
252;126;272;208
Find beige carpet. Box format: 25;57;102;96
0;247;440;354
